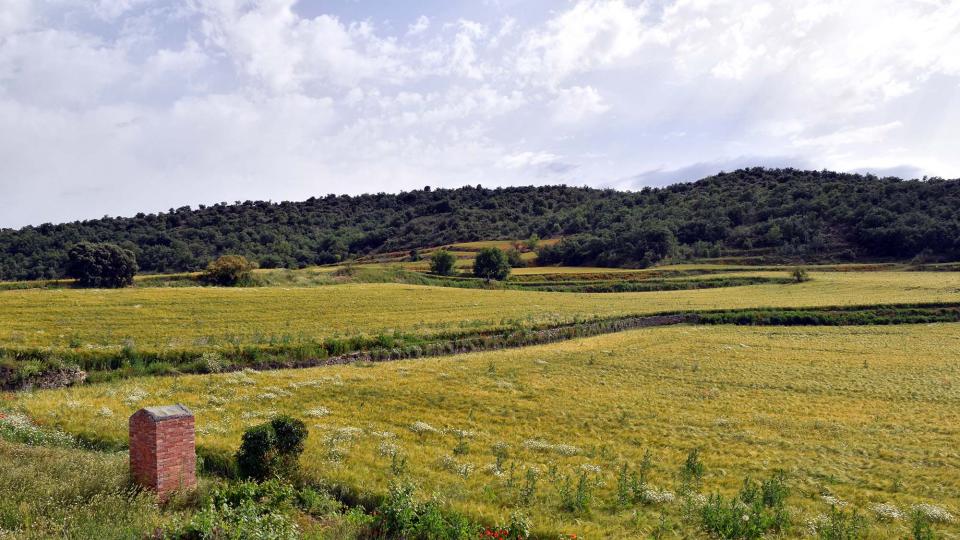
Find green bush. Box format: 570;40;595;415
202;255;256;286
236;416;307;481
791;268;811;283
473;247;511;281
429;249;456;276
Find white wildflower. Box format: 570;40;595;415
871;502;903;522
97;406;113;418
912;503;955;523
410;421;439;436
641;487;676;505
580;463;602;474
306;406;330;418
522;439;580;456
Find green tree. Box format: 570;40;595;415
65;242;137;288
430;249;456;276
473;247;511;281
202;255;256;286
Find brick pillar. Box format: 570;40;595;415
129;404;197;499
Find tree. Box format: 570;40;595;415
473;247;511;281
202;255;256;286
430;249;456;275
65;242;137;288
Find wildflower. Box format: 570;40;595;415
522;439;580;456
870;502;903;522
306;406;330;418
410;421;438;436
911;503;955;523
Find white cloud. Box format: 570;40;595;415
517;0;645;83
0;0;33;37
407;15;430;36
1;0;959;227
551;85;609;124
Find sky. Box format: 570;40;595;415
1;0;959;228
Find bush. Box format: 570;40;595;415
202;255;256;286
699;472;790;539
506;248;526;268
791;268;811;283
65;242;137;288
473;247;511;281
236;416;308;481
429;249;456;276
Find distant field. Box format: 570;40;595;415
18;323;960;538
1;271;959;352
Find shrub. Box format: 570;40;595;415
236;416;308;481
473;247;511;281
202;255;256;286
791;268;811;283
430;249;456;276
506;248;526;268
65;242;137;288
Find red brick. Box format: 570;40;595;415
129;405;197;500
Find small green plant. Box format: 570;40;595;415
519;468;538;506
699;472;791;539
236;416;308;481
680;448;705;493
492;441;509;473
817;505;867;540
558;471;594;514
910;508;937;540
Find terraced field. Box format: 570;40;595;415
2;271;959;352
16;323;960;538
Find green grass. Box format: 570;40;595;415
15;323;960;538
0;438;169;538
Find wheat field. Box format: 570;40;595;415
16;323;960;538
1;271;959;353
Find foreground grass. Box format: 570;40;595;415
16;323;960;538
1;271;959;354
0;438;168;539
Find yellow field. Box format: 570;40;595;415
1;271;958;352
16;323;960;538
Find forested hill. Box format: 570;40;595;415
2;167;959;280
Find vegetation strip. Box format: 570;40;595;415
3;302;959;390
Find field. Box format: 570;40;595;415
3;263;960;538
2;271;959;352
13;323;960;538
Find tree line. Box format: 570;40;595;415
2;167;958;280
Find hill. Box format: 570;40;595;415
2;167;959;280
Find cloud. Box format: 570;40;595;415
551;86;609;124
516;0;645;84
407;15;430;36
0;0;959;227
